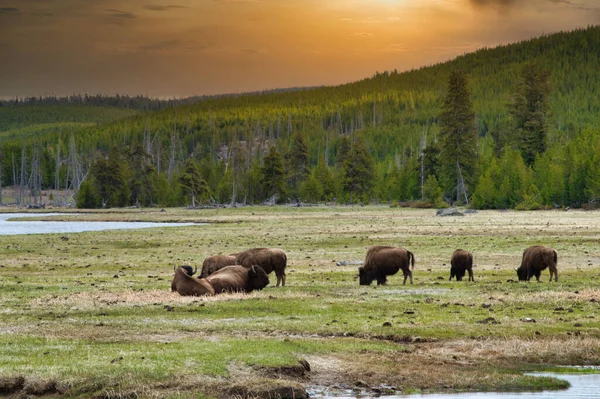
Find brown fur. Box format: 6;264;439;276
516;245;558;282
450;249;474;282
200;255;238;278
171;266;214;296
205;265;270;294
358;245;415;285
234;248;287;287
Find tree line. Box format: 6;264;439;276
1;26;600;209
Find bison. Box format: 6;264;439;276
205;265;270;294
171;265;215;296
234;248;287;287
358;245;415;285
200;255;238;278
449;249;474;281
516;245;558;282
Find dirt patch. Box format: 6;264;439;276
0;376;68;397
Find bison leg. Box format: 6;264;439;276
468;269;475;282
449;270;455;281
376;275;387;285
403;270;413;285
549;267;558;282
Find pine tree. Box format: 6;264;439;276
179;158;209;207
335;136;351;168
439;70;478;204
512;62;551;166
261;146;286;202
342;135;375;203
285;132;309;196
90;146;128;208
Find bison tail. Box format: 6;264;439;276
408;250;415;270
553;249;558;266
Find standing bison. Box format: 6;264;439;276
200;255;238;278
235;248;287;287
449;249;474;281
205;265;270;294
516;245;558;282
171;266;215;296
358;246;415;285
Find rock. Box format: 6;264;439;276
0;376;25;394
477;317;499;324
436;208;465;217
228;383;309;399
521;317;536;323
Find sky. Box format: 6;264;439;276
0;0;598;99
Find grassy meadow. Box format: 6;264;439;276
1;206;599;398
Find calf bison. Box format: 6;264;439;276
358;245;415;285
449;249;474;281
171;266;214;296
235;248;287;287
200;255;238;278
205;265;270;294
516;245;558;282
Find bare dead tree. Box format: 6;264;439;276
420;132;427;200
0;138;3;205
12;151;17;205
20;146;26;207
456;160;469;205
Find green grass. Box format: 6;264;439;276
0;206;599;397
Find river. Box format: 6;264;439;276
0;213;197;235
309;372;600;398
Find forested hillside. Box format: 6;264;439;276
1;26;600;209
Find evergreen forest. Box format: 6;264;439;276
1;26;600;209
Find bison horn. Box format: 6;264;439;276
514;268;518;271
193;265;197;276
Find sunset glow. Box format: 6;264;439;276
0;0;597;98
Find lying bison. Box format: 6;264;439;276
235;248;287;287
516;245;558;282
200;255;238;278
171;265;214;296
359;245;415;285
450;249;474;281
205;265;270;294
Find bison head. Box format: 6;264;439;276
179;265;197;276
515;266;528;281
358;267;373;285
248;265;270;291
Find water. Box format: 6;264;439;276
0;213;198;235
309;372;600;399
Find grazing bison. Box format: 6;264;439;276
516;245;558;282
200;255;238;278
449;249;474;281
235;248;287;287
358;246;415;285
171;266;214;296
205;265;270;294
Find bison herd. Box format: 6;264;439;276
171;247;286;296
171;244;558;296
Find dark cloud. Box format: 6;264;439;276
550;0;600;11
106;9;137;19
469;0;516;10
0;7;20;14
470;0;599;11
139;39;213;52
143;5;186;11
